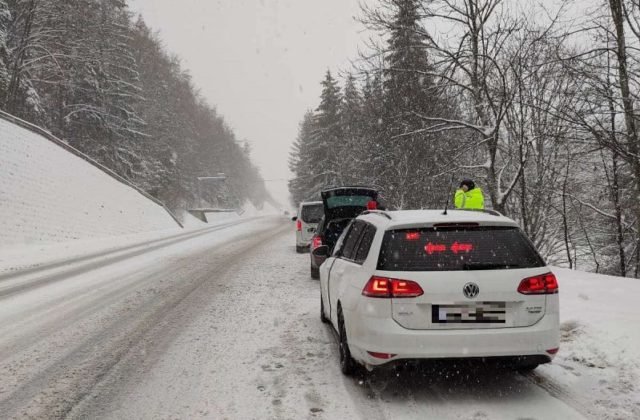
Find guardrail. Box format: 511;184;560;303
0;109;183;228
187;208;239;223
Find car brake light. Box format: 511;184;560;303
367;351;397;359
546;347;559;355
433;222;479;228
362;276;424;298
518;273;558;295
363;276;390;297
311;235;323;250
405;231;420;241
296;219;302;231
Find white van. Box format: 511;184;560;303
293;201;323;253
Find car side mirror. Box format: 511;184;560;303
291;216;298;222
312;245;329;266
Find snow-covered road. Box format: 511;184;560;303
0;217;602;419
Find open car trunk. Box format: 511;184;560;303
320;187;380;221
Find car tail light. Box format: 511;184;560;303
311;235;323;250
296;219;302;231
362;276;424;298
518;273;558;295
367;351;397;359
546;347;559;355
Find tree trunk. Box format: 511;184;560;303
612;152;627;276
609;0;640;277
561;157;573;269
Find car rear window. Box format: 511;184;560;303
301;204;323;223
377;226;545;271
326;195;372;209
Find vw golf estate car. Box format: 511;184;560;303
314;209;560;375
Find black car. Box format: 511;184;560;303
309;186;384;279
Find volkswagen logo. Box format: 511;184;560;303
463;282;480;299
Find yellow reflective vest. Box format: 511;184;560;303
454;187;485;210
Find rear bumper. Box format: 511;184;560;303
296;242;310;249
295;233;312;247
346;308;559;367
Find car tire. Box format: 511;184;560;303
338;307;356;376
310;264;320;279
296;245;305;254
320;294;329;324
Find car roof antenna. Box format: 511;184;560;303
442;173;456;215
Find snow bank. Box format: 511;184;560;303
0;211;252;276
538;268;640;419
0;116;180;250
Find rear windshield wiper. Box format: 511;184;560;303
462;263;521;270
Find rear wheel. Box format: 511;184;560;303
320;294;329;324
338;307;356;376
296;245;305;254
310;264;319;279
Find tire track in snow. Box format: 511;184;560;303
0;218;258;298
0;219;284;419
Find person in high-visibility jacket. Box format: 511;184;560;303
454;179;485;210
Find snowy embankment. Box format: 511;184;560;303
538;268;640;419
0;115;180;274
0;115;277;275
0;117;181;246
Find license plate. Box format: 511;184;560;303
432;302;506;323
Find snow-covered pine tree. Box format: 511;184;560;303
128;17;182;204
359;72;388;189
288;111;317;205
308;70;343;194
1;0;48;119
380;0;450;209
339;73;365;185
55;0;145;180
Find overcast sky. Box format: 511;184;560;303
128;0;367;208
126;0;590;209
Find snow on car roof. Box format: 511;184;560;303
361;209;519;229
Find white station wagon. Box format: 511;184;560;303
315;209;560;375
